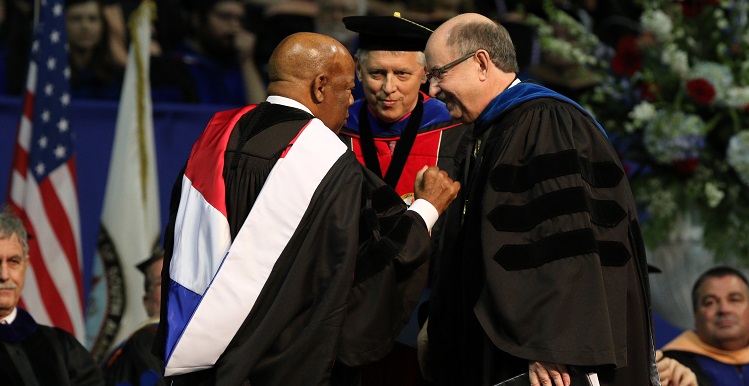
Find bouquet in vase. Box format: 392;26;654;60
577;0;749;261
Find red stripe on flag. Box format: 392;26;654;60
7;0;84;343
37;175;83;294
67;159;79;199
22;89;34;121
10;201;75;334
11;143;29;181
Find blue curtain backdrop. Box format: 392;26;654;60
0;95;230;300
0;95;684;348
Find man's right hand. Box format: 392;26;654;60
656;350;698;386
414;165;460;216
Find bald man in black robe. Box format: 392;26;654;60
154;32;459;386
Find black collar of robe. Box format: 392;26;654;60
0;308;39;344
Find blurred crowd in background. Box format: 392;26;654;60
0;0;644;107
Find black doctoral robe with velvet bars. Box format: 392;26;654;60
0;307;104;385
155;102;432;385
428;83;658;386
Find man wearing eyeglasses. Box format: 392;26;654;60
338;13;470;386
418;13;660;386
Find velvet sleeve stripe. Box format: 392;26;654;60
488;187;627;232
492;229;631;270
490;150;624;193
353;185;421;284
353;237;403;285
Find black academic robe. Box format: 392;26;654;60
103;321;164;386
339;94;471;285
0;307;104;386
339;93;471;386
155;102;431;385
428;83;657;385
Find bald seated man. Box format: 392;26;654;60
154;32;460;386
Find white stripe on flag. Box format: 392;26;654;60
19;265;52;325
9;170;26;207
23;175;83;329
49;164;82;258
25;61;37;102
165;119;347;375
17;116;32;153
9;0;85;343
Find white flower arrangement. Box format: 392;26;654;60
641;9;673;42
574;0;749;260
644;111;708;165
727;131;749;186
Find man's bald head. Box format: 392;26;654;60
267;32;351;93
424;13;518;123
427;13;518;74
267;32;356;132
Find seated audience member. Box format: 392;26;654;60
168;0;265;106
657;349;699;386
100;0;132;67
251;0;317;84
4;0;34;95
663;266;749;386
367;0;473;25
102;249;165;386
0;209;104;385
315;0;364;53
99;0;197;103
65;0;124;100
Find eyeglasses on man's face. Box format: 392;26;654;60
426;51;477;83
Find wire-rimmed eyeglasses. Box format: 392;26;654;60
426;51;477;83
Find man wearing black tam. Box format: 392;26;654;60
339;13;471;386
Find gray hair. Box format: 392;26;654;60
0;208;29;258
356;49;427;67
446;19;519;73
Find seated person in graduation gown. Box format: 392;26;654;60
663;266;749;386
153;32;460;385
66;0;124;101
168;0;265;106
0;209;104;386
102;250;165;386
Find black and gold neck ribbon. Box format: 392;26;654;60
357;94;425;189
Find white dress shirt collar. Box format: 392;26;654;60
266;95;314;116
0;307;17;324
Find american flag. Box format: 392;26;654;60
7;0;85;342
